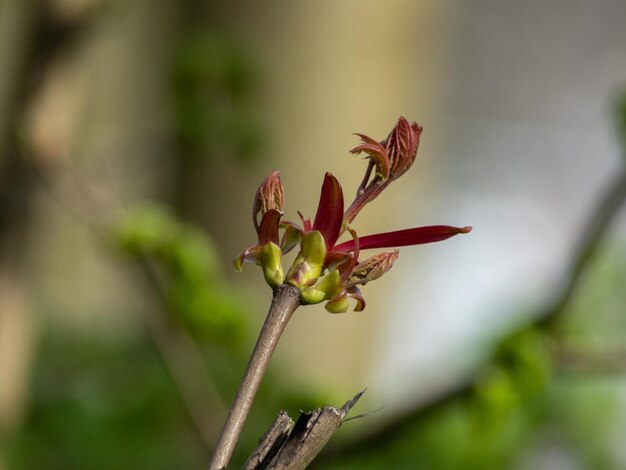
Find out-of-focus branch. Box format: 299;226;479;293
144;311;226;447
20;146;227;451
538;167;626;330
0;0;82;438
555;343;626;375
138;257;227;448
319;161;626;463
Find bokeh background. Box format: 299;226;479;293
1;0;626;468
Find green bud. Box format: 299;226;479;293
300;230;326;268
300;270;342;305
286;230;327;289
286;256;311;289
300;286;326;304
345;250;398;288
325;293;349;314
261;242;284;288
253;171;284;232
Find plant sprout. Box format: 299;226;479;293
210;117;471;469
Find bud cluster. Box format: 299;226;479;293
234;118;471;313
344;117;423;225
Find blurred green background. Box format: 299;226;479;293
1;1;626;469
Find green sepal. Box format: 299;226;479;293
233;245;263;272
261;242;284;288
233;255;244;272
286;256;313;289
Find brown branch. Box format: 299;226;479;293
209;284;300;470
138;257;227;448
244;391;365;470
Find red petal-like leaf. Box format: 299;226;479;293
257;209;282;245
351;133;379;147
324;251;352;269
351;134;390;180
334;225;472;252
312;172;344;248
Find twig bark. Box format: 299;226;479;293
209;283;300;470
244;391;365;470
242;411;294;470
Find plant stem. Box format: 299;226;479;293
209;283;300;470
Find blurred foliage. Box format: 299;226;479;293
542;241;626;469
2;21;323;469
6;327;207;470
5;321;334;470
318;328;552;470
469;328;552;459
113;204;246;348
319;244;626;470
7;202;624;470
170;30;265;161
4;5;625;465
7;206;334;469
5;325;332;470
563;242;626;347
548;378;619;470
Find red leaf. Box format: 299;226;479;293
257;209;282;245
334;225;472;252
312;172;344;248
